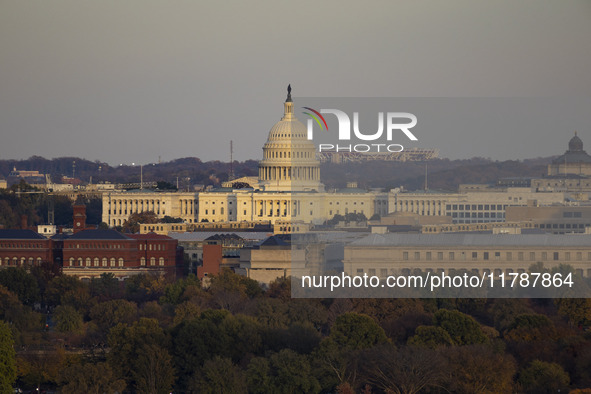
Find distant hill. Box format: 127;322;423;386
319;156;554;191
0;155;555;192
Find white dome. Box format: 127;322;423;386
257;87;323;192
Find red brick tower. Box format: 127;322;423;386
73;205;86;234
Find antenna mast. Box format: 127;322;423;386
230;140;234;181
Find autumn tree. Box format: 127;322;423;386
189;356;247;394
518;360;570;393
122;211;159;233
0;321;17;393
59;362;126;394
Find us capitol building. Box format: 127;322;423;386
102;87;389;228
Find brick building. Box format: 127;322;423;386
0;229;53;268
0;206;183;280
61;229;181;280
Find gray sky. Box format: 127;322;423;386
1;1;590;165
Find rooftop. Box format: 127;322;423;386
0;229;46;240
350;233;591;247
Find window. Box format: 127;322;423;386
150;257;156;266
94;258;99;267
553;252;559;261
102;258;108;267
118;258;124;267
449;252;455;260
483;252;489;260
414;252;420;260
472;252;478;259
159;257;165;266
426;252;432;261
110;258;116;267
438;252;443;260
530;252;535;260
403;252;408;260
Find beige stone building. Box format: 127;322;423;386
343;233;591;278
102;190;198;226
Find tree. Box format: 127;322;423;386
408;325;454;348
107;318;170;391
45;274;87;307
555;298;591;327
54;305;83;333
133;344;176;394
156;181;177;190
357;345;445;394
0;321;17;393
89;299;138;331
59;362;126;394
190;357;247;394
329;313;388;350
518;360;570;393
90;273;122;300
247;350;320;394
433;309;488;346
441;345;517;393
122;211;159;233
0;267;40;305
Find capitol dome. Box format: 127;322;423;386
569;132;584;152
258;85;323;192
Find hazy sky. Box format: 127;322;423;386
1;1;590;164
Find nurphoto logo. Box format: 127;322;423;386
303;107;418;153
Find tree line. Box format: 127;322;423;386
1;265;591;393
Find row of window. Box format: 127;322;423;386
68;243;124;249
138;244;167;251
0;257;43;266
67;257;166;267
110;210;166;215
449;212;506;218
401;250;591;261
0;243;47;249
446;204;508;211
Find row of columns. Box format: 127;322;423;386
395;199;445;215
259;166;320;181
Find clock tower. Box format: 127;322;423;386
73;204;86;234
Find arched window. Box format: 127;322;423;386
69;258;74;267
140;257;146;266
102;258;108;267
12;257;17;266
86;258;91;267
94;258;99;267
37;257;42;265
110;258;116;267
118;258;124;267
28;257;33;265
78;258;83;267
159;257;164;266
150;257;156;266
